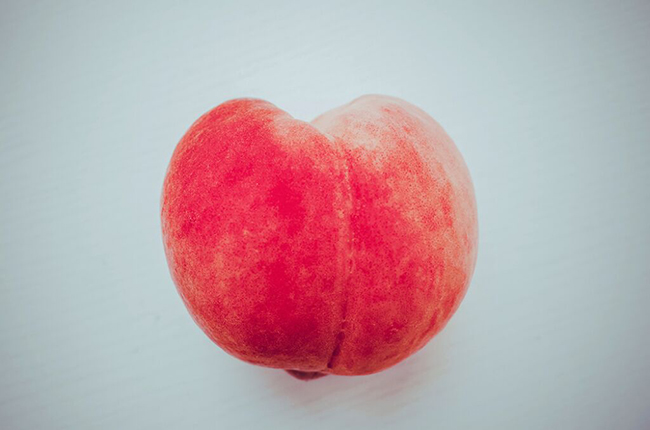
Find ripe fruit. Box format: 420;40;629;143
161;95;478;379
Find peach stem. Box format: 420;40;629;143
285;370;328;380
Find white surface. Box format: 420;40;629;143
1;1;649;429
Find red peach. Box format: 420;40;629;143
161;95;478;379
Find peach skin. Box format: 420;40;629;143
161;95;478;379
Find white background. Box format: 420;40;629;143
2;1;649;429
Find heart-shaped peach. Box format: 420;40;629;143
161;95;478;379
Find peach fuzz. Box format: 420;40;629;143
161;95;478;379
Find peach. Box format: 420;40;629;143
161;95;477;379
